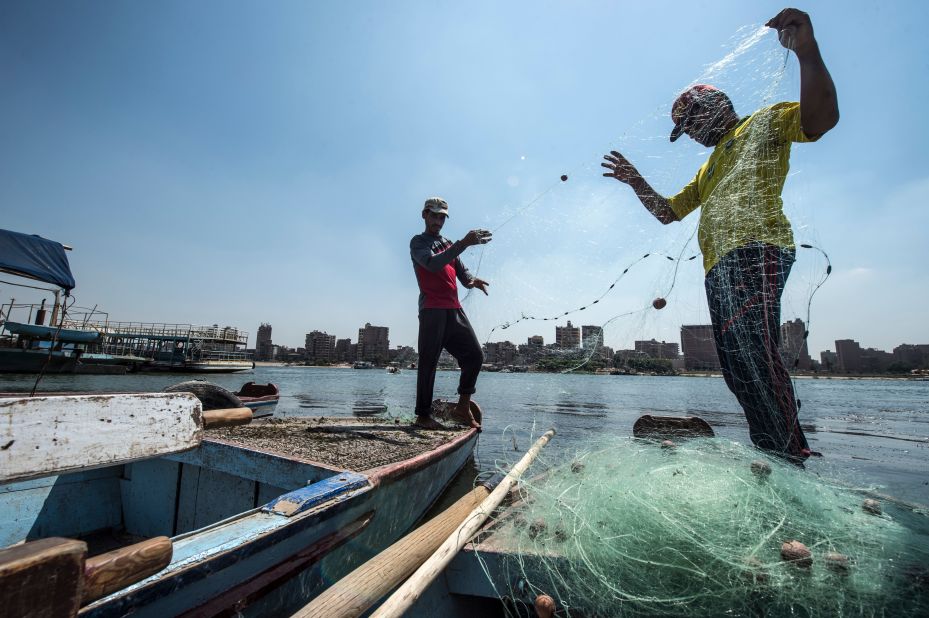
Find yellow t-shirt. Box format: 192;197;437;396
669;102;817;274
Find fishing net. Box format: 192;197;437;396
480;436;929;617
459;22;831;386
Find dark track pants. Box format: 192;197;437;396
705;243;811;460
415;308;484;417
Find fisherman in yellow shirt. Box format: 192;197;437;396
602;8;839;461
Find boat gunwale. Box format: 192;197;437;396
80;427;478;615
203;421;477;478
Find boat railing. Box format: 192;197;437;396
0;303;248;345
78;321;249;345
194;349;253;361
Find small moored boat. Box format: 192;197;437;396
235;381;280;413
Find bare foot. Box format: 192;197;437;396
454;404;482;431
414;416;445;430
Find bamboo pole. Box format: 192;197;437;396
371;428;555;618
294;484;492;618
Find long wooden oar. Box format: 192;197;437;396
370;428;556;618
294;482;496;618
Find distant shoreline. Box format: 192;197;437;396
255;362;922;381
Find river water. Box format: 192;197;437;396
3;367;927;505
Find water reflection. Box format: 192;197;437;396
293;393;330;410
353;400;388;416
524;400;609;417
352;386;388;417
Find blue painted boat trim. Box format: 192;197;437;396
82;489;374;618
263;472;369;517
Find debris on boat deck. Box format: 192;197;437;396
207;417;473;470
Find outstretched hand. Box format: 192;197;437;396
601;151;640;184
766;8;816;56
462;229;492;247
469;278;490;295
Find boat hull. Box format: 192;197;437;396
0;428;478;617
0;348;130;374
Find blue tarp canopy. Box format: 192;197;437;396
0;229;75;291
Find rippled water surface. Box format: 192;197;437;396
4;367;927;504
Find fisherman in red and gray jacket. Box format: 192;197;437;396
410;197;490;430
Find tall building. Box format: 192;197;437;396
484;340;518;366
893;344;929;369
256;323;273;361
834;339;862;373
555;321;581;349
820;350;837;372
305;330;336;363
357;322;390;364
581;325;603;349
522;336;545;363
780;319;812;370
680;325;720;370
390;345;416;365
835;339;893;373
334;338;352;363
635;339;680;359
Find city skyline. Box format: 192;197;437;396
256;318;926;368
3;2;927;356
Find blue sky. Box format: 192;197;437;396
2;1;927;357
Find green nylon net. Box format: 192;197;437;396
481;437;929;617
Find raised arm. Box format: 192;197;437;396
766;8;839;138
410;230;491;273
410;236;466;273
602;151;678;225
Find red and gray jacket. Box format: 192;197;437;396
410;233;474;311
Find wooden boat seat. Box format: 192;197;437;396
0;535;172;616
1;394;251;484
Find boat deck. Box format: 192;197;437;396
207;417;473;471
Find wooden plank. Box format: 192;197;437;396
0;537;87;618
0;471;122;548
190;467;256;531
171;439;335;489
175;463;202;535
82;536;173;604
120;459;182;538
0;393;203;484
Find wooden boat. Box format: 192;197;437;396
235;381;280;411
0;394;478;617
